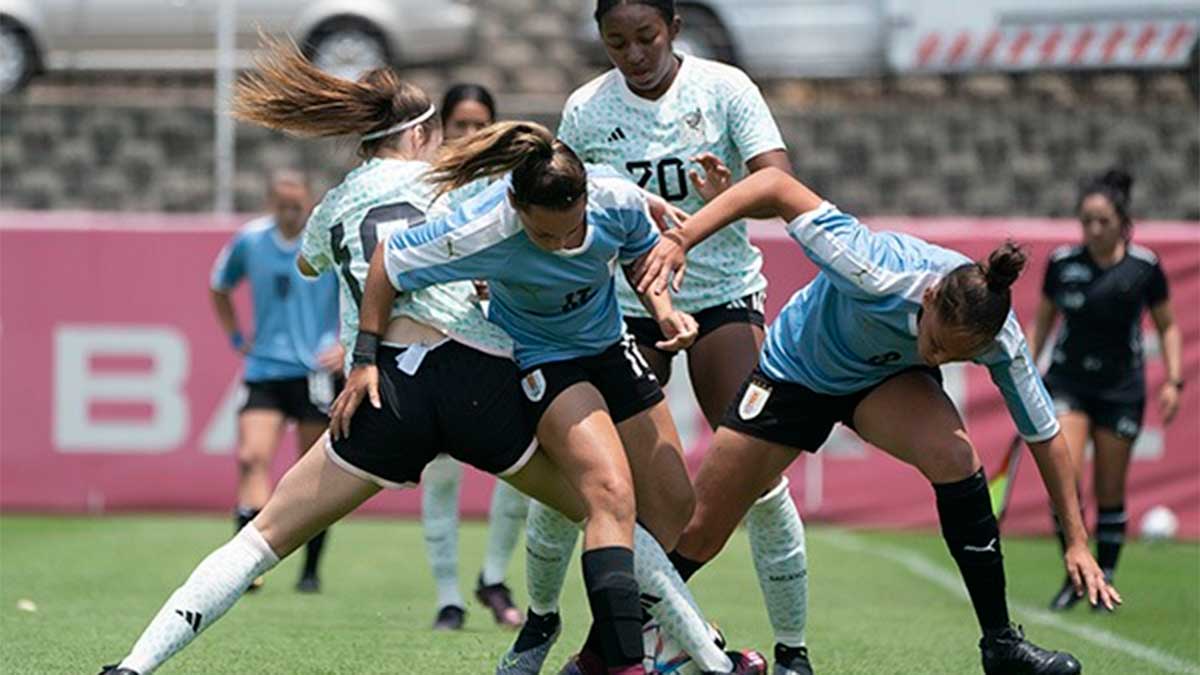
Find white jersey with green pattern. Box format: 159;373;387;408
558;54;785;316
300;158;513;365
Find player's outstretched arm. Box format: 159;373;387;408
1027;432;1122;610
634;168;822;294
625;259;698;353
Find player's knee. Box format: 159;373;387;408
919;437;979;484
583;474;636;527
236;445;271;476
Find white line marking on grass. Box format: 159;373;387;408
819;529;1200;674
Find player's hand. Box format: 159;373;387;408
689;152;733;203
1065;543;1121;611
329;365;380;440
633;229;689;295
317;344;345;373
646;193;689;231
655;310;698;352
1158;381;1181;424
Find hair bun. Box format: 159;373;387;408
1100;168;1133;204
984;240;1027;293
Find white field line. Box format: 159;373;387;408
817;529;1200;675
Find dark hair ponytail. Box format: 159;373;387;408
427;121;587;209
232;34;437;159
1078;168;1134;233
937;240;1028;340
595;0;676;24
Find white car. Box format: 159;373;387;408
0;0;477;94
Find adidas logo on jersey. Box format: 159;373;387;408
174;609;203;633
606;127;627;143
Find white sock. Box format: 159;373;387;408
523;500;578;616
481;480;529;586
746;476;808;648
421;455;464;609
634;524;733;673
119;524;279;674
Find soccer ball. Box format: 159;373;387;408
643;621;700;675
1139;506;1179;541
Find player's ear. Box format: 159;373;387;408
668;14;682;41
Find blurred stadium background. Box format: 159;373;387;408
1;1;1198;673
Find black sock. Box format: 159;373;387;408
234;506;259;534
667;550;705;582
934;469;1010;633
302;529;328;579
1096;504;1127;578
514;610;560;651
581;546;643;667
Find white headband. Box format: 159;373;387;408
361;104;437;142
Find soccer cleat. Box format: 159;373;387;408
245;575;265;593
980;625;1081;675
714;650;768;675
773;643;814;675
1048;578;1082;612
556;649;604;675
497;610;562;675
295;574;320;593
98;666;139;675
476;575;524;628
433;604;466;630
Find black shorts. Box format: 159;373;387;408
241;376;332;423
519;334;665;425
625;291;766;356
1043;373;1145;440
328;342;537;489
721;365;943;452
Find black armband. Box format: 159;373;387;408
351;331;381;368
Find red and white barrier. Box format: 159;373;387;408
1;212;1198;538
902;19;1198;72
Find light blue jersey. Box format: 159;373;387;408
383;173;658;369
211;217;339;382
763;203;1060;443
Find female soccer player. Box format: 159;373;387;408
634;168;1122;675
420;81;529;632
526;3;813;672
100;42;756;675
357;120;767;674
1030;169;1183;611
209;170;341;593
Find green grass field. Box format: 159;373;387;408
1;515;1197;674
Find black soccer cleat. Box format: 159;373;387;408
296;574;320;594
774;643;814;675
433;604;466;630
98;665;139;675
476;575;524;628
980;625;1081;675
1048;578;1083;612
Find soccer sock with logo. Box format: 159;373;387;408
746;477;809;649
421;455;465;609
481;480;529;586
934;469;1010;633
581;546;644;669
634;523;732;672
118;524;280;674
1096;504;1127;578
524;500;578;616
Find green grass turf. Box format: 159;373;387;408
1;515;1197;674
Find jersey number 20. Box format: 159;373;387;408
330;202;426;307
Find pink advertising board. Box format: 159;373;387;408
2;212;1197;537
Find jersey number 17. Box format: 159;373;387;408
330;202;426;307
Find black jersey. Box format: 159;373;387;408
1042;243;1169;400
